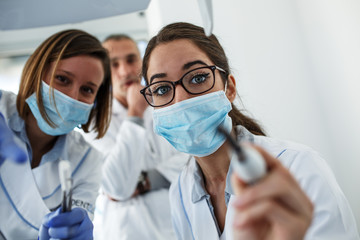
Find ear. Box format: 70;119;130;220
225;74;236;103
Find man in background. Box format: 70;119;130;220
82;34;187;239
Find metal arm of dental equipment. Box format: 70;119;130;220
197;0;213;36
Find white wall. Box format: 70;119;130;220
146;0;360;229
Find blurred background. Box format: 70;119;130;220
1;0;359;229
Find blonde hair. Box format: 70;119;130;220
16;29;112;138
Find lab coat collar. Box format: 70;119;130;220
191;160;208;203
40;134;66;165
8;110;67;165
191;125;256;203
235;125;255;143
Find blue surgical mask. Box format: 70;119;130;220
153;91;232;157
25;81;94;136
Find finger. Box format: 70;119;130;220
233;199;287;227
42;208;61;227
70;232;93;240
69;217;94;240
232;144;312;215
38;223;50;240
49;224;79;239
233;166;313;218
49;223;92;239
233;199;310;239
233;226;261;240
49;213;93;239
48;208;86;227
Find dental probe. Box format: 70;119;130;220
59;160;73;212
217;126;266;184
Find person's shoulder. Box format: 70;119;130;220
0;89;17;102
254;135;315;155
254;135;325;169
0;90;18;119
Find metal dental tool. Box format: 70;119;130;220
59;160;73;212
217;126;266;184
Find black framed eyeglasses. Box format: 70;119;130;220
140;65;226;107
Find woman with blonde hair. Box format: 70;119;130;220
0;29;112;239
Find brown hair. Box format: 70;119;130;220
142;22;265;136
16;29;112;138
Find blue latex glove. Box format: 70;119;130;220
39;207;93;240
0;113;27;166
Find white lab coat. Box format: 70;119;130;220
0;90;103;239
82;99;188;240
170;125;360;240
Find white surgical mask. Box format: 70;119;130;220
153;90;232;157
26;81;93;136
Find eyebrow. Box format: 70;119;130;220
59;70;100;87
59;70;75;77
183;60;207;70
87;81;99;87
150;73;167;83
149;60;208;83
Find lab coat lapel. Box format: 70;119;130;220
0;159;50;230
32;159;63;201
182;162;219;240
221;196;235;240
181;159;235;240
191;198;220;240
190;196;235;240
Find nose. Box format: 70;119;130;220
117;62;132;78
172;84;189;104
66;88;79;101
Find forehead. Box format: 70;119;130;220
148;39;211;76
103;39;139;59
48;55;104;84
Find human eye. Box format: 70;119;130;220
127;56;136;65
111;61;119;69
188;71;210;85
81;86;95;95
150;83;172;97
55;75;70;85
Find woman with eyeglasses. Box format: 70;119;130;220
140;22;359;240
0;29;112;239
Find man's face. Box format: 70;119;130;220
103;39;142;103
